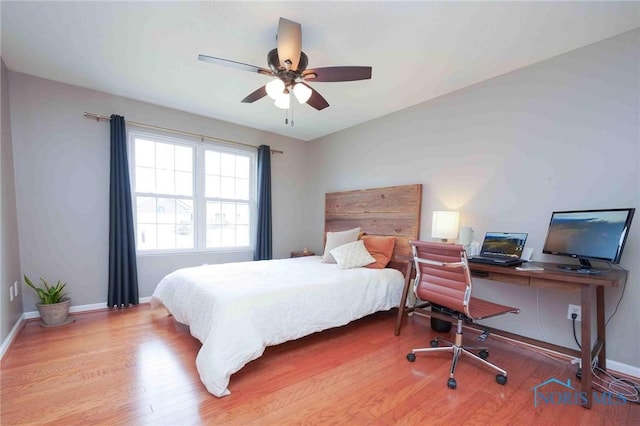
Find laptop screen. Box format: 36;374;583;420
480;232;528;258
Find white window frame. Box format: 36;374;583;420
128;130;257;255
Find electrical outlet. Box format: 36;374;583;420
10;286;14;302
567;304;581;321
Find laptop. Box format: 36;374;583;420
468;232;528;267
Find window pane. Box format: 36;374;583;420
205;151;220;175
205;175;220;198
157;198;176;224
176;225;193;248
175;145;192;172
156;170;175;195
175;171;192;196
136;196;156;223
220;153;235;176
236;178;249;200
207;224;221;247
156;143;174;170
221;202;236;224
135;139;155;168
157;224;176;249
137;224;157;250
236;156;250;179
177;199;193;225
236;225;250;246
236;203;249;225
136;167;156;193
206;201;221;224
221;177;235;199
220;225;236;246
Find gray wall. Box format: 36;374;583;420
7;73;310;312
1;58;23;342
304;30;639;368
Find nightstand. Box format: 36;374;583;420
291;250;315;258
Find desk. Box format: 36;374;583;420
394;261;626;409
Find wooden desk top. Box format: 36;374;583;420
468;261;626;288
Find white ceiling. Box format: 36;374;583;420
2;1;638;141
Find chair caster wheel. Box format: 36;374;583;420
496;374;507;385
447;378;457;389
430;339;439;348
407;353;416;362
479;350;489;360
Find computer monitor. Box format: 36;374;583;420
542;208;635;274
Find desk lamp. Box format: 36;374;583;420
432;211;459;243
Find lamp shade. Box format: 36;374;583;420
293;82;312;104
274;92;290;109
266;79;285;100
432;211;460;242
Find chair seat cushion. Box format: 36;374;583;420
468;297;519;320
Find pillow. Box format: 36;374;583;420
330;240;376;269
321;227;361;263
361;235;396;269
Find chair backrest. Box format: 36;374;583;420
410;241;471;316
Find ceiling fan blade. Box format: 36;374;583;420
198;54;272;76
302;83;329;110
276;17;301;71
303;66;372;82
241;86;268;103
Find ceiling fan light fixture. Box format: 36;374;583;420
266;78;285;100
274;92;290;109
293;82;312;104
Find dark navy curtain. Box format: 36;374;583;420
108;114;139;307
254;145;272;260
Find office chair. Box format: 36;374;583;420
406;241;520;389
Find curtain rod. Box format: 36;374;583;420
83;112;283;154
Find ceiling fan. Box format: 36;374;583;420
198;17;372;112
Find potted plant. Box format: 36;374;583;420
24;275;72;327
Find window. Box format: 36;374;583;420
129;132;256;253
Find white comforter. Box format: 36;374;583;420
150;255;404;397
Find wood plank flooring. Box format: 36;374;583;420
1;305;638;425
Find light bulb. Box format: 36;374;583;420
274;92;290;109
293;82;312;104
266;79;285;100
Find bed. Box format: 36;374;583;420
150;184;422;397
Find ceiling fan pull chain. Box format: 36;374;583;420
291;94;294;127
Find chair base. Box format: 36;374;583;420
407;320;509;389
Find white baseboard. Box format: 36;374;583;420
22;297;152;319
0;313;26;361
607;359;640;379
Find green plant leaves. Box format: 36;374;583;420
23;275;68;304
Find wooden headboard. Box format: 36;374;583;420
324;184;422;264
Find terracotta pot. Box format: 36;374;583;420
36;299;71;326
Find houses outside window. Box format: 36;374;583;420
129;131;255;253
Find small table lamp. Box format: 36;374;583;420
432;211;460;243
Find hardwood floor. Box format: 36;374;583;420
1;305;638;425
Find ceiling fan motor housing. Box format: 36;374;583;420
268;48;308;77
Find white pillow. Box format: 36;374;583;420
321;227;361;263
330;240;376;269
